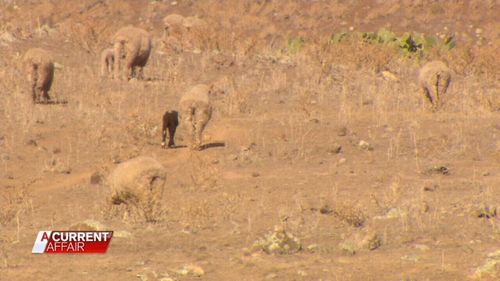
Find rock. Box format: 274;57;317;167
176;264;204;277
252;225;302;254
306;244;319;253
382;71;398;81
358;140;373;150
90;172;104;185
473;250;500;278
360;232;382;250
415;244;430;252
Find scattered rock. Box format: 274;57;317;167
339;241;357;255
337;158;347;165
113;230;132;239
306;244;319;253
401;254;420;262
381;71;398;81
337;127;348;136
358;140;373;151
415;244;430;252
473;250;500;279
361;232;382;250
251;172;260;177
327;144;342;154
319;205;332;214
176;264;204;277
424;165;449;175
90;172;104;185
252;225;302;254
137;268;158;281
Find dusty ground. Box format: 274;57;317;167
1;1;499;280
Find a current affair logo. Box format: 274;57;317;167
32;231;113;254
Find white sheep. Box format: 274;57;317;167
23;48;55;103
112;26;152;80
179;84;213;150
418;60;452;110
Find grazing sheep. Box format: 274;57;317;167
112;26;152;80
183;16;210;49
23;48;55;104
108;156;167;221
100;48;114;78
163;14;186;38
179;84;212;150
418;60;451;110
161;110;179;148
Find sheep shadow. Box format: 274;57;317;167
36;99;68;105
199;142;225;151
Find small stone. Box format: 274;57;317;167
361;232;382;250
338;158;347;165
297;270;308;277
415;244;430;252
251;172;260;177
337;127;348;136
306;244;319;253
382;71;398;81
176;265;204;277
358;140;373;150
475;28;483;34
90;172;104;185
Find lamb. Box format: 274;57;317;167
100;48;114;78
23;48;55;104
161;110;179;148
417;60;452;110
112;26;152;80
179;84;213;150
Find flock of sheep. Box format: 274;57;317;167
21;14;452;151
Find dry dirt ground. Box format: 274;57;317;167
0;1;499;280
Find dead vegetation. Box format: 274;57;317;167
0;1;498;280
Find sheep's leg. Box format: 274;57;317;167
183;109;197;150
421;87;433;109
40;89;50;104
137;67;145;80
161;113;168;148
113;42;123;80
29;65;38;103
167;125;177;147
194;109;210;150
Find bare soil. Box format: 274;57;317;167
1;1;499;280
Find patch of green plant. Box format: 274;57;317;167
284;37;305;55
325;27;455;58
376;27;397;44
328;31;347;44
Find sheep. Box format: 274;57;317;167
100;48;114;78
163;14;186;38
161;110;179;148
23;48;55;104
179;84;213;150
112;26;152;80
108;156;167;221
183;16;210;49
417;60;452;110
